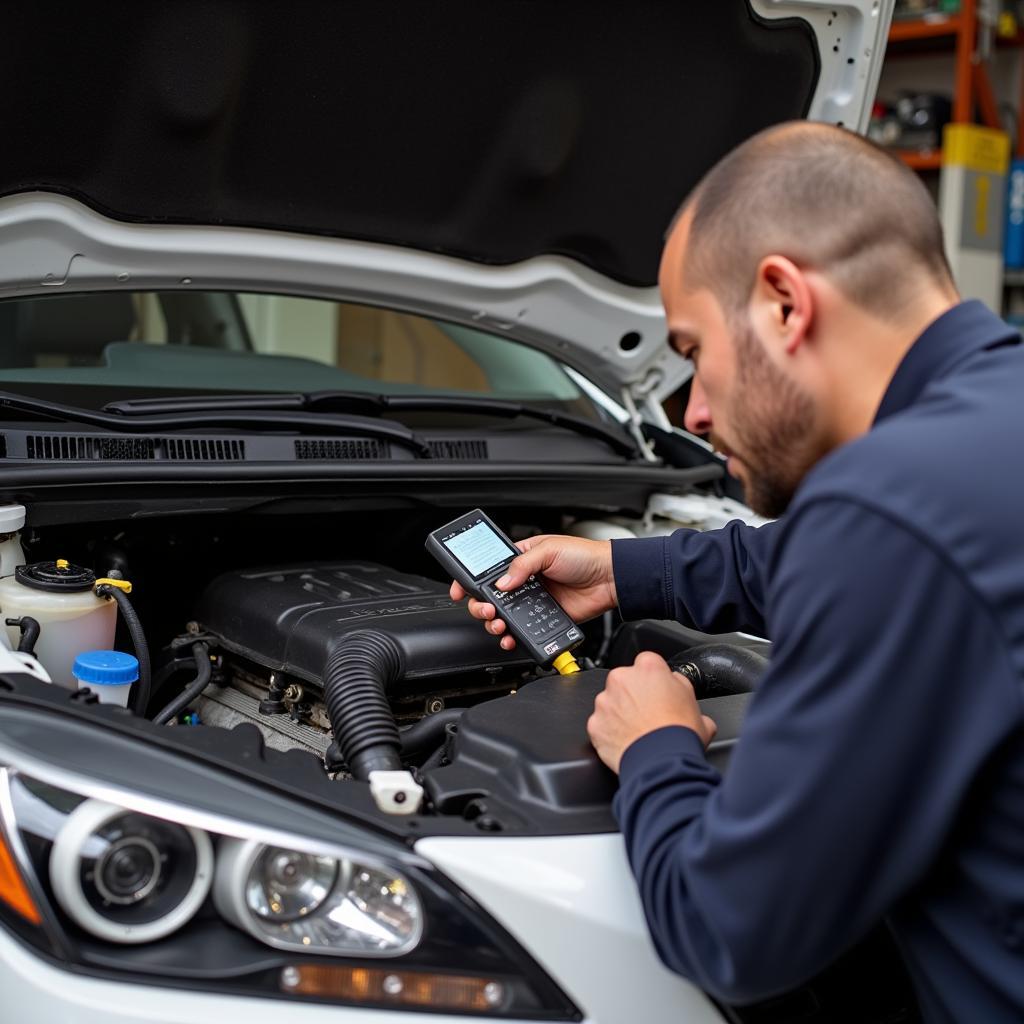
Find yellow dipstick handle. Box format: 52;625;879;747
95;578;133;595
56;559;69;570
553;651;580;676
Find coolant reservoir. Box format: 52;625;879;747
0;504;27;580
0;560;116;689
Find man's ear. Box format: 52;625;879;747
750;255;813;356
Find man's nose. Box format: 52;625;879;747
683;375;712;435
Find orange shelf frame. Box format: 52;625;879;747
888;16;962;42
895;150;943;170
887;0;1024;155
884;0;990;133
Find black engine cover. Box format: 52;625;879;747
424;668;753;833
197;561;530;685
424;670;617;831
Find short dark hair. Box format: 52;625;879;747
679;122;954;319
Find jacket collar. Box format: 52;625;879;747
874;300;1020;424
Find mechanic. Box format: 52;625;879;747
450;122;1024;1021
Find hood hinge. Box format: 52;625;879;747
620;372;665;462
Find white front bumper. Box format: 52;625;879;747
0;924;537;1024
417;832;724;1024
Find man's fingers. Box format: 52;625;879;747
454;588;499;624
466;599;496;621
702;715;718;743
635;650;669;672
672;671;697;696
495;541;554;591
604;666;627;690
456;593;516;645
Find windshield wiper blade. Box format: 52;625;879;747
369;395;639;458
0;391;431;458
103;391;384;417
104;390;639;457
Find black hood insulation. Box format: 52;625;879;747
1;2;818;286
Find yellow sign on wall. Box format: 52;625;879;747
943;124;1011;175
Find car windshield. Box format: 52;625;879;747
0;290;591;407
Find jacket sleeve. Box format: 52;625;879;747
612;498;1020;1003
611;518;782;635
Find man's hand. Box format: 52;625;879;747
587;651;718;774
450;534;617;651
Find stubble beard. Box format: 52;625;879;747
725;319;821;519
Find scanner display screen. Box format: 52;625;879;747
442;519;516;578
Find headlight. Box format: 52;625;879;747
11;777;423;959
49;799;213;944
215;838;422;955
0;746;577;1020
246;846;337;921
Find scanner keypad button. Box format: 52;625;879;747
486;575;565;641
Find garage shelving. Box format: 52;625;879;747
884;0;1022;168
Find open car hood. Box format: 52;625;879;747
0;1;892;403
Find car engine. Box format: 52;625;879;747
0;510;769;833
193;560;535;770
182;557;763;827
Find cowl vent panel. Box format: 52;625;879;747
294;439;384;460
427;440;489;460
166;438;246;462
24;434;246;462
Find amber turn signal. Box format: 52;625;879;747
280;963;506;1012
0;824;41;925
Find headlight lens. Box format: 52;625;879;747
218;838;422;955
246;847;337;921
49;800;213;944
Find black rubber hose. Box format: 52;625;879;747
322;631;404;780
400;708;464;758
672;643;769;699
418;742;449;775
97;586;152;717
151;655;196;691
153;643;211;724
5;617;40;655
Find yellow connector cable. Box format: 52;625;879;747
553;651;580;675
95;577;133;594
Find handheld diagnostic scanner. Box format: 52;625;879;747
426;509;583;675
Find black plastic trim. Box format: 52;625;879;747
24;433;249;463
0;463;718;528
0;462;719;487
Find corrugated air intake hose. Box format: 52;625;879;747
322;631;404;780
673;643;768;698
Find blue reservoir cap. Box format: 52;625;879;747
72;650;139;685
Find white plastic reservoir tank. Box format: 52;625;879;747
0;559;116;689
0;504;27;580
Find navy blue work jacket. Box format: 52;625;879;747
611;301;1024;1021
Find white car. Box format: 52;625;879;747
0;3;895;1022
